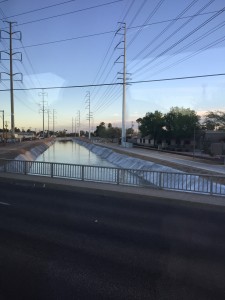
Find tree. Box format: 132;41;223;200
203;111;225;130
94;122;106;137
106;126;121;141
126;127;134;136
164;107;200;141
136;111;165;145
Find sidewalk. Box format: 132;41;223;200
93;141;225;175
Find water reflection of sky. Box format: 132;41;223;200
36;140;114;167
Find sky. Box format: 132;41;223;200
0;0;225;133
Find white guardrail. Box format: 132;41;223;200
0;159;225;196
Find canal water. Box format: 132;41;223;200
36;140;114;167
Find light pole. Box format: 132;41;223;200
193;126;196;160
0;110;4;140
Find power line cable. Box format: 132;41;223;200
127;0;148;28
132;6;225;76
121;0;135;22
146;36;225;79
11;10;222;50
127;0;165;48
129;0;201;68
138;21;225;79
91;0;137;106
12;0;124;27
1;0;77;20
0;73;224;91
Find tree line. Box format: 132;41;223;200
94;108;225;143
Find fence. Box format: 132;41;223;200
0;159;225;196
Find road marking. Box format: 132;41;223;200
0;201;10;206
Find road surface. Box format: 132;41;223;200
0;180;225;299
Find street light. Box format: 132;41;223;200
0;110;4;140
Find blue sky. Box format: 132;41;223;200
0;0;225;132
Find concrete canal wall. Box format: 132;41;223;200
15;140;55;161
0;138;55;161
74;139;181;173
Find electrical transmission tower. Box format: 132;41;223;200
115;22;129;147
47;109;52;137
0;21;22;137
39;89;48;138
72;117;74;135
52;109;56;135
77;110;80;137
85;91;92;139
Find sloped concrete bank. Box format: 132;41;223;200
74;139;181;173
73;139;225;195
0;138;55;161
15;140;55;161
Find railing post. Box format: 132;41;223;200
81;165;84;181
210;177;213;195
159;172;162;189
117;168;120;185
50;163;54;178
24;161;27;175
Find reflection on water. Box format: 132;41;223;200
36;140;114;167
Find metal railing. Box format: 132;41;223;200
0;159;225;196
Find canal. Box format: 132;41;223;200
35;139;114;167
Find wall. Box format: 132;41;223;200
15;140;55;161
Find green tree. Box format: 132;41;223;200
95;122;106;137
203;111;225;130
106;126;121;141
136;111;165;144
126;127;134;136
164;107;200;141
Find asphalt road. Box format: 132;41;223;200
0;181;225;300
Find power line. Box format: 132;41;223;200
129;0;203;70
1;0;77;20
0;73;224;91
11;9;223;50
127;0;165;48
14;30;115;50
132;6;225;76
13;0;124;27
137;23;225;79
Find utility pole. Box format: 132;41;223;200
115;22;128;147
0;21;22;137
85;91;92;139
39;89;48;138
5;120;8;140
52;109;56;135
74;117;76;137
77;110;80;137
0;110;4;139
47;109;51;137
72;117;74;135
